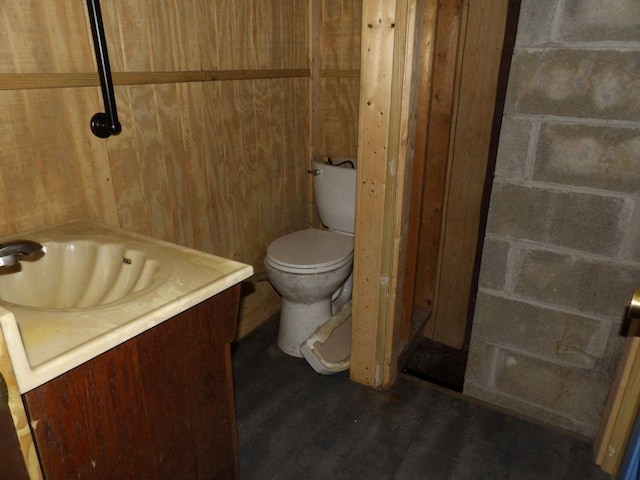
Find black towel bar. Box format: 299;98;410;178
86;0;121;138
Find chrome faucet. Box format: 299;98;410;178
0;240;43;267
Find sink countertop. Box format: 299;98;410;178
0;220;254;393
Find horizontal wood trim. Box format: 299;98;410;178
0;69;311;90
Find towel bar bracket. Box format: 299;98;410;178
86;0;121;139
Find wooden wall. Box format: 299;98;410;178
0;1;312;337
312;1;362;160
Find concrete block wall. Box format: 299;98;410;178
464;0;640;438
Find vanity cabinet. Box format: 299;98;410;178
0;386;30;480
22;286;241;480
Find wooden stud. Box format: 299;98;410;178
0;70;311;91
351;0;418;388
399;0;439;343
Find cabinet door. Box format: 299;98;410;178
23;286;240;480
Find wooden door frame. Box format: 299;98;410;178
350;0;514;388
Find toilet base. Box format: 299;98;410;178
277;297;333;357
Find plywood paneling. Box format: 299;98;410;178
0;0;310;340
0;2;92;73
312;0;362;159
318;77;360;158
0;88;117;233
320;1;363;71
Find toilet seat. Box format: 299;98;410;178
266;229;353;274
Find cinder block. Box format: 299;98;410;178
486;183;626;256
493;348;611;427
514;0;559;46
505;49;640;121
477;238;510;290
514;248;639;318
472;292;610;369
463;381;598;438
494;117;532;181
598;323;625;378
464;338;499;387
535;123;640;194
560;0;640;43
627;201;640;262
465;340;610;434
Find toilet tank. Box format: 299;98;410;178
312;158;357;235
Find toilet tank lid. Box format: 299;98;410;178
266;229;353;270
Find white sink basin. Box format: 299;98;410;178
0;220;254;393
0;240;168;310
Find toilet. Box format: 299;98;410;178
265;158;356;362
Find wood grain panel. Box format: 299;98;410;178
0;2;92;74
351;0;416;388
430;0;508;348
318;77;360;158
320;0;363;71
400;0;438;342
2;1;310;75
416;0;466;330
0;88;116;234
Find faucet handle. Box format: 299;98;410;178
0;240;43;267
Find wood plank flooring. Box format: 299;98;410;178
232;318;609;479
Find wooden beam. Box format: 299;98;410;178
414;0;466;328
400;0;439;343
0;69;311;90
351;0;417;388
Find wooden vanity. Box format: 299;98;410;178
22;286;241;479
0;220;253;478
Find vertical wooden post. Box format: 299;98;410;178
351;0;418;388
399;0;439;343
595;336;640;476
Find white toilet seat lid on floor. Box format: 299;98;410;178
266;229;353;274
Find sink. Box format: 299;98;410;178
0;219;254;393
0;240;168;310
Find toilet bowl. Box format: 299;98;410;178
266;158;356;366
265;228;353;357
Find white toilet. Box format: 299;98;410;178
265;158;356;359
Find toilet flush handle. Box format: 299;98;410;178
307;168;322;176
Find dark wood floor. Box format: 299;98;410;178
232;318;609;480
